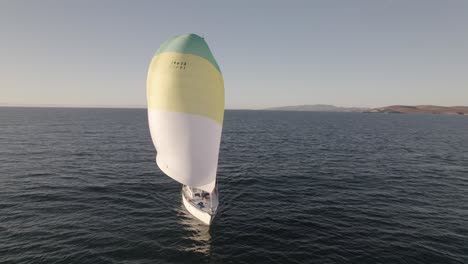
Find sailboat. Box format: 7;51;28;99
146;34;224;225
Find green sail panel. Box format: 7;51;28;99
154;34;221;73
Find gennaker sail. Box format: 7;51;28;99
146;33;224;224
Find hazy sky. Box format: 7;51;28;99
1;0;467;109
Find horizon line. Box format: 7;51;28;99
1;103;466;110
0;104;253;110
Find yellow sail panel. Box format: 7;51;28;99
147;52;224;125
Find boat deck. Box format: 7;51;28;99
182;185;218;215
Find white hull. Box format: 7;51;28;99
182;192;213;225
181;185;218;225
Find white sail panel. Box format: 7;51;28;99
194;180;216;193
148;109;222;192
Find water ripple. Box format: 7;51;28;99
0;108;467;263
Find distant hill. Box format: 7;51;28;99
366;105;468;115
264;104;366;112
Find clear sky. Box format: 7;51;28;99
1;0;467;109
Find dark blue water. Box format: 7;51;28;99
1;108;467;264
